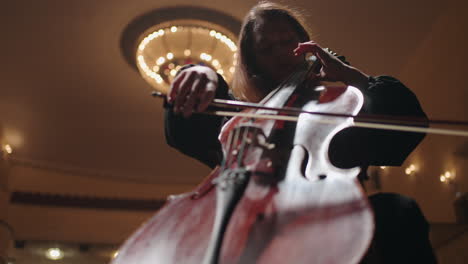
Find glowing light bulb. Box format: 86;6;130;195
440;175;446;182
184;49;191;56
166;52;174;60
444;171;452;178
4;144;12;154
46;248;64;260
170;26;177;32
405;164;417;175
155;74;163;84
156;57;165;65
200;53;211;61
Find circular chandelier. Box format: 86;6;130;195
136;21;238;93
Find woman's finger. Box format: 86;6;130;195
174;71;196;113
196;81;216;112
295;41;336;68
293;41;318;55
168;71;186;103
183;75;208;117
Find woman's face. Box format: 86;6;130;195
252;17;304;84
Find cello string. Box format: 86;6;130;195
233;64;308;169
229;57;319;164
230;125;242;168
220;126;235;171
237;125;251;167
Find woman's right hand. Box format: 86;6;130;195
168;65;218;118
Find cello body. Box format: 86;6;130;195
112;81;374;264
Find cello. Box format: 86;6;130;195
111;57;375;263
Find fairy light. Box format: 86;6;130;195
156;57;165;65
184;49;191;56
46;248;64;260
200;53;212;61
440;170;455;184
170;26;177;32
4;144;12;154
155;74;163;84
405;164;417;175
440;175;447;182
166;52;174;60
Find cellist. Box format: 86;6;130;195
165;1;437;263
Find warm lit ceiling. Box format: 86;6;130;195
0;0;465;187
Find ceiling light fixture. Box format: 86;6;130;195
136;24;238;93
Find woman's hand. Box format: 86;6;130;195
168;65;218;117
294;41;369;89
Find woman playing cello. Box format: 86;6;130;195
163;1;437;263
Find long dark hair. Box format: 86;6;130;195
231;1;310;102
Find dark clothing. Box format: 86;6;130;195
164;74;436;263
362;193;438;264
329;76;428;170
164;73;230;168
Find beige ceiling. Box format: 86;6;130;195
0;0;466;188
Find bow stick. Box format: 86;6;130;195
152;91;468;137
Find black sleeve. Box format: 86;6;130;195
329;76;428;168
164;72;231;169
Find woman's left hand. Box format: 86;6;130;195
294;41;369;89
